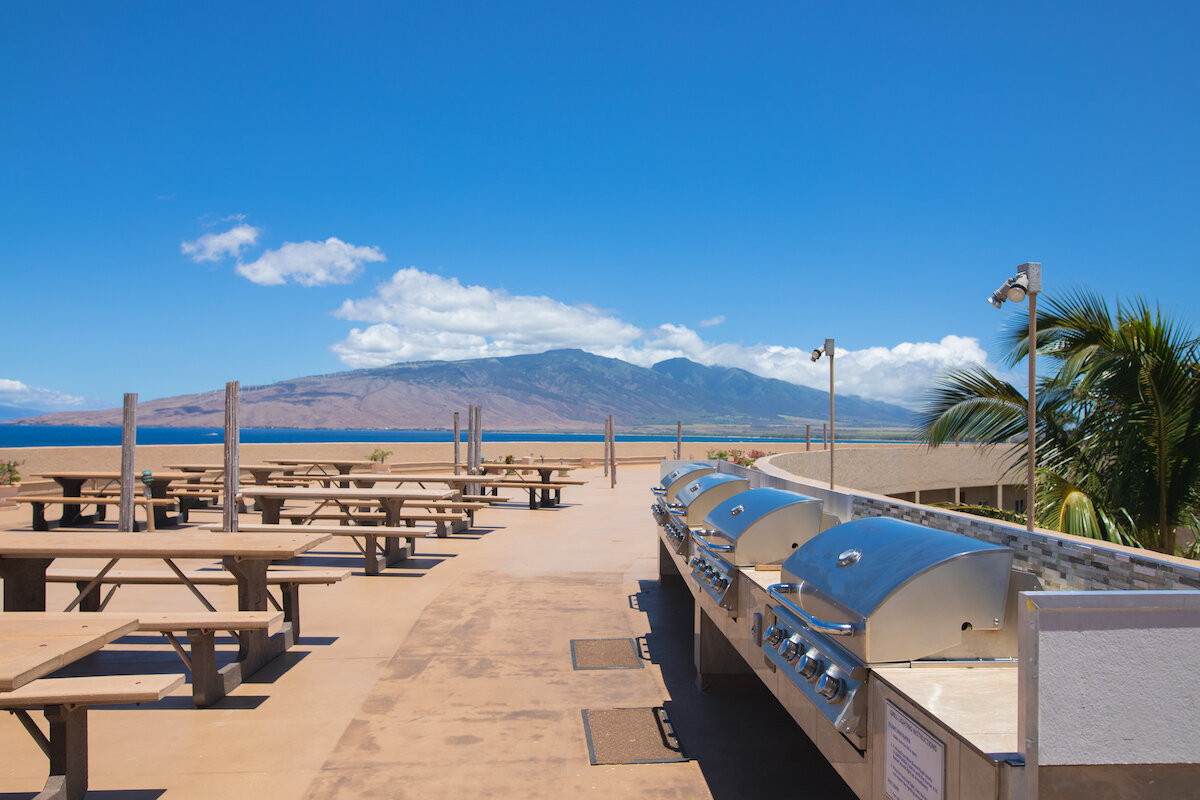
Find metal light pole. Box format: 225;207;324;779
811;338;835;489
988;262;1041;531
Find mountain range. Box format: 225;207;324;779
8;349;913;434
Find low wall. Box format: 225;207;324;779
660;458;1200;593
765;443;1015;496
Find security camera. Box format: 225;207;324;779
811;348;823;362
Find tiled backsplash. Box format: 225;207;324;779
694;459;1200;592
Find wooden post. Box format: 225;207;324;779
222;381;240;533
453;412;461;475
675;420;682;460
465;405;475;475
823;423;827;450
806;424;811;452
118;394;136;532
473;405;482;473
609;415;616;488
602;418;609;477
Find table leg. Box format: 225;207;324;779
258;497;284;525
0;556;53;611
45;703;89;800
222;556;291;670
380;498;405;527
55;478;92;527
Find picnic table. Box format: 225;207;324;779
321;472;506;490
479;463;583;508
237;485;454;526
0;613;182;799
33;470;197;529
0;530;328;678
0;614;139;692
166;462;288;485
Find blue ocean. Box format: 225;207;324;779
0;425;879;448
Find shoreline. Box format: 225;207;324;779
0;439;915;482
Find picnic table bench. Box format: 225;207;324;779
2;673;184;800
0;613;184;800
209;524;439;574
44;566;349;636
13;495;181;531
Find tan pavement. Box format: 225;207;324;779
0;464;852;799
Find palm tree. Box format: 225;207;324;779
915;288;1200;553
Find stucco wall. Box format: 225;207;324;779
764;444;1017;497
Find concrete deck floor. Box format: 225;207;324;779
0;465;854;799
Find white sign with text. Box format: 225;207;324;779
884;701;944;800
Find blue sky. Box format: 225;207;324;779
3;2;1198;415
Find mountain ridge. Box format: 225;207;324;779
8;349;913;433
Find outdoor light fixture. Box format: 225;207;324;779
811;338;835;489
987;262;1042;532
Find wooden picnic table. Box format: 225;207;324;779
0;530;328;684
479;463;581;508
237;486;454;526
265;458;379;476
166;463;288;485
33;470;197;529
321;472;506;489
0;614;140;692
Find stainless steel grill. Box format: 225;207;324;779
658;473;749;555
762;516;1021;747
687;488;824;616
651;463;715;504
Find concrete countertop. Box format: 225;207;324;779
873;663;1019;758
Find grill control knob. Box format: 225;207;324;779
704;566;716;579
764;625;785;646
709;575;721;589
689;556;700;568
716;577;729;592
797;653;822;681
816;673;845;703
780;634;804;662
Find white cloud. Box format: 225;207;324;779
698;315;725;327
237;238;386;286
331;269;641;363
181;224;261;262
329;268;995;408
0;379;89;411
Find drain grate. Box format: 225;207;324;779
570;638;643;670
581;706;685;765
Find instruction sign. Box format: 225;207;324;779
884;701;944;800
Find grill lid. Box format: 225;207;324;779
675;473;748;508
703;487;820;540
779;516;1014;663
657;463;716;500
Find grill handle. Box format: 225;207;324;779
768;584;856;637
651;487;666;496
692;532;734;552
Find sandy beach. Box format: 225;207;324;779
0;438;825;485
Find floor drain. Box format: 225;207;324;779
570;638;643;670
581;706;686;765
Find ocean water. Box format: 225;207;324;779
0;425;886;448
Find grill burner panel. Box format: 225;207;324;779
688;488;825;617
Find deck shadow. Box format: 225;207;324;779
633;579;856;800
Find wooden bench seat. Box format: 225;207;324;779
279;509;467;536
207;524;436;574
480;482;571;509
14;495;181;531
44;567;349;637
462;493;513;504
0;673;185;800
